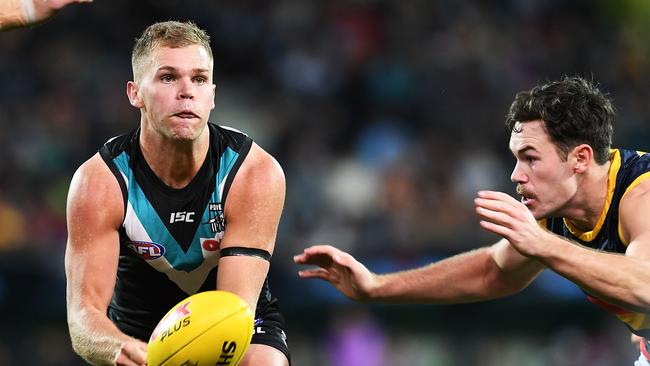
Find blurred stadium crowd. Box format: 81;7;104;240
1;0;650;364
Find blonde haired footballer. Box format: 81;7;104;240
65;21;290;366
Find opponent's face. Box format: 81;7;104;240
128;44;215;141
509;120;577;219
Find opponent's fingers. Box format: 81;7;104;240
298;268;336;282
295;245;349;266
303;244;345;257
293;252;336;267
477;190;518;200
476;191;521;206
478;219;513;239
474;198;514;215
475;206;515;226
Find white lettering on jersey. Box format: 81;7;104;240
170;211;195;223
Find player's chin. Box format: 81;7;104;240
169;127;204;141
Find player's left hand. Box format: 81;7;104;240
474;190;550;258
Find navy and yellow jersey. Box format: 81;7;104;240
98;123;278;341
539;148;650;337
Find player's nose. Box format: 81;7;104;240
510;161;527;183
178;78;195;99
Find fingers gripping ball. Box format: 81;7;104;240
147;291;254;366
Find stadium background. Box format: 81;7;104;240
1;0;650;364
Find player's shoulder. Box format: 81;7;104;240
73;153;112;182
244;143;285;184
68;153;124;215
226;142;285;204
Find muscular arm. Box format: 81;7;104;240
65;153;146;366
535;180;650;312
373;239;544;303
217;143;286;314
295;239;544;304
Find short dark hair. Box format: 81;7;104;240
505;76;615;164
131;21;212;81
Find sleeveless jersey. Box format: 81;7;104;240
99;123;277;341
540;149;650;337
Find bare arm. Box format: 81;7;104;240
375;239;544;303
0;0;92;31
544;180;650;312
217;143;286;314
294;239;544;304
476;185;650;313
65;153;147;366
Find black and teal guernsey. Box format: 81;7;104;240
540;149;650;337
99;123;283;343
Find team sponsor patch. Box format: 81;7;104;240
127;241;165;260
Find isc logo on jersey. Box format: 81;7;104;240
127;241;165;260
170;211;195;223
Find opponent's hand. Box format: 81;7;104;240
114;339;147;366
474;190;550;258
294;245;377;302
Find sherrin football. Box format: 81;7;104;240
147;290;254;366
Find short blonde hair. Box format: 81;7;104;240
131;21;213;81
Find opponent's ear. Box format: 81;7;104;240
572;144;593;173
127;81;144;109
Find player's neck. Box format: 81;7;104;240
564;160;612;231
139;127;210;189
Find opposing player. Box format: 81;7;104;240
295;76;650;365
65;21;289;365
0;0;92;30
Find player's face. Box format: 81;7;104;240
509;120;577;219
134;44;215;141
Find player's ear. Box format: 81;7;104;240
127;81;144;109
572;144;593;173
211;83;216;110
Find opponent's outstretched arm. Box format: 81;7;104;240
65;154;147;366
294;238;544;304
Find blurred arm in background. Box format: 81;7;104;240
0;0;92;31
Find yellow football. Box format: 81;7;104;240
147;290;254;366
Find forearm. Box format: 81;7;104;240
68;307;138;365
0;0;31;29
217;256;270;314
540;236;650;312
370;247;529;304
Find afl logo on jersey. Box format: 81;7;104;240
127;241;165;260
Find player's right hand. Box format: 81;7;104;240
293;244;377;302
114;339;147;366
